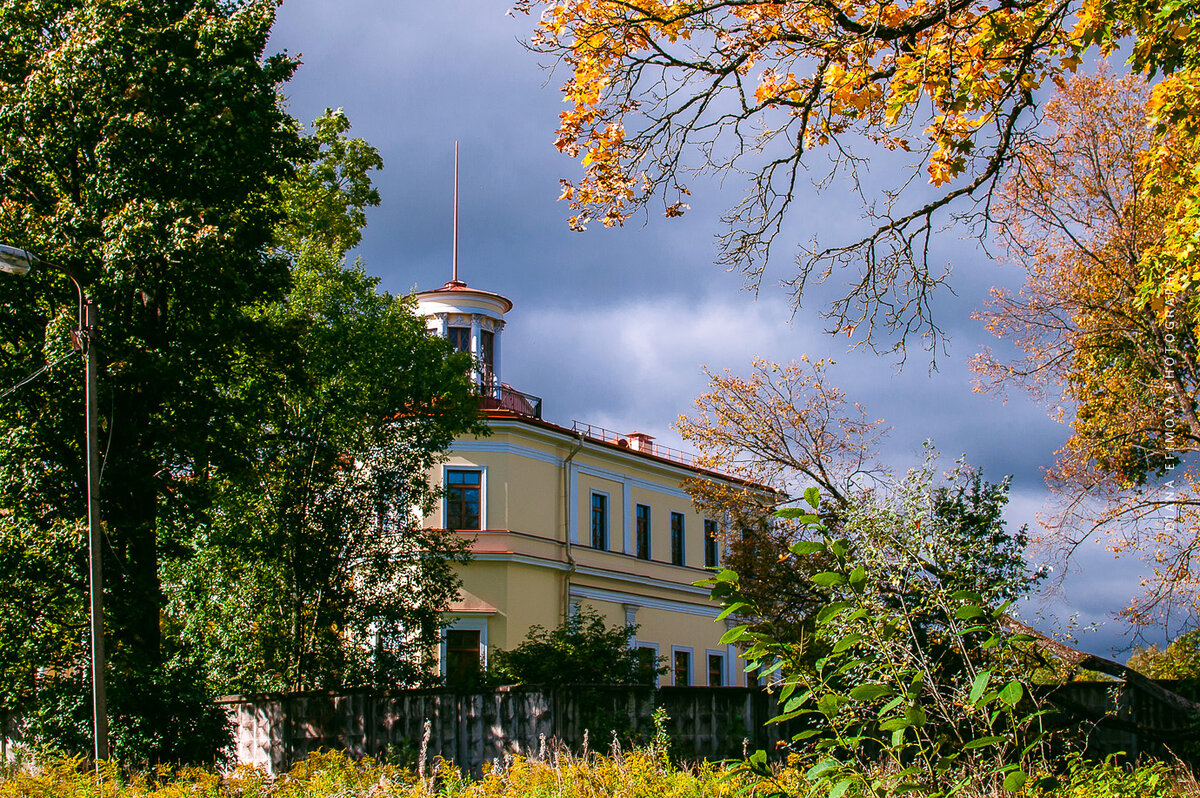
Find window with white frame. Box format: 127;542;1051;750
635;504;651;560
441;618;488;687
672;646;693;686
707;650;726;686
704;518;720;568
591;492;609;550
670;512;685;566
444;467;483;530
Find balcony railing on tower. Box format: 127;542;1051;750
478;382;543;419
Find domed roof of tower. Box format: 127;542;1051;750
414;280;513;317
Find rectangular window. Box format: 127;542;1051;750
480;329;494;367
704;519;719;568
670;512;685;566
445;629;481;686
635;504;651;560
445;469;482;530
479;329;496;386
448;325;471;354
673;649;692;686
708;653;725;687
635;645;658;686
591;492;608;550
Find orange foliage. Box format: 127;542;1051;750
677;356;886;515
676;356;886;636
515;0;1089;351
522;0;1076;226
973;68;1200;626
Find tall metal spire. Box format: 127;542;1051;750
452;141;460;284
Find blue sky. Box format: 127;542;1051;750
268;0;1160;658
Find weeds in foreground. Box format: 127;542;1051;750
2;746;1199;797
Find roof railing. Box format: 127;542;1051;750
570;420;702;468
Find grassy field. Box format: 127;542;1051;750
1;747;1196;797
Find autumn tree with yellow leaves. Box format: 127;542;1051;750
515;0;1200;354
679;356;1200;732
973;69;1200;627
676;357;1040;639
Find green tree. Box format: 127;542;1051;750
677;359;1042;644
163;108;483;694
0;0;303;761
487;607;660;688
707;487;1054;797
1128;630;1200;679
162;252;484;693
0;3;482;762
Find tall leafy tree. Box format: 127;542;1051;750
972;69;1200;627
0;2;482;761
162;111;485;692
0;0;303;759
164;257;482;693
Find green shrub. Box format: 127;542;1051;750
19;661;230;769
704;484;1053;797
485;606;662;688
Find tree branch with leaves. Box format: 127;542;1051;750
516;0;1085;353
972;68;1200;629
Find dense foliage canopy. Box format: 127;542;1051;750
0;0;483;763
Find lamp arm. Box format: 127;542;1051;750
34;259;87;344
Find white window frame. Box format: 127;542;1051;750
440;616;489;678
635;641;661;687
705;649;728;687
670;511;686;566
670;645;694;686
442;464;486;531
703;518;720;569
635;503;652;560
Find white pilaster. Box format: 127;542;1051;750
622;482;633;555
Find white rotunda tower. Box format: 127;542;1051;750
415;278;512;390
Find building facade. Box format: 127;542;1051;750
416;279;750;688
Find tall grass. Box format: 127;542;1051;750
1;746;1197;797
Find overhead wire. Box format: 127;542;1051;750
0;349;76;401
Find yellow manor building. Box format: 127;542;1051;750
415;279;753;689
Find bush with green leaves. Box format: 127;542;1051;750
1023;753;1182;798
486;606;662;688
17;660;230;768
704;475;1052;797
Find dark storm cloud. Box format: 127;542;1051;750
269;0;1150;657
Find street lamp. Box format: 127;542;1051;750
0;244;107;762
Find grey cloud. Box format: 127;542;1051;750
270;0;1156;659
